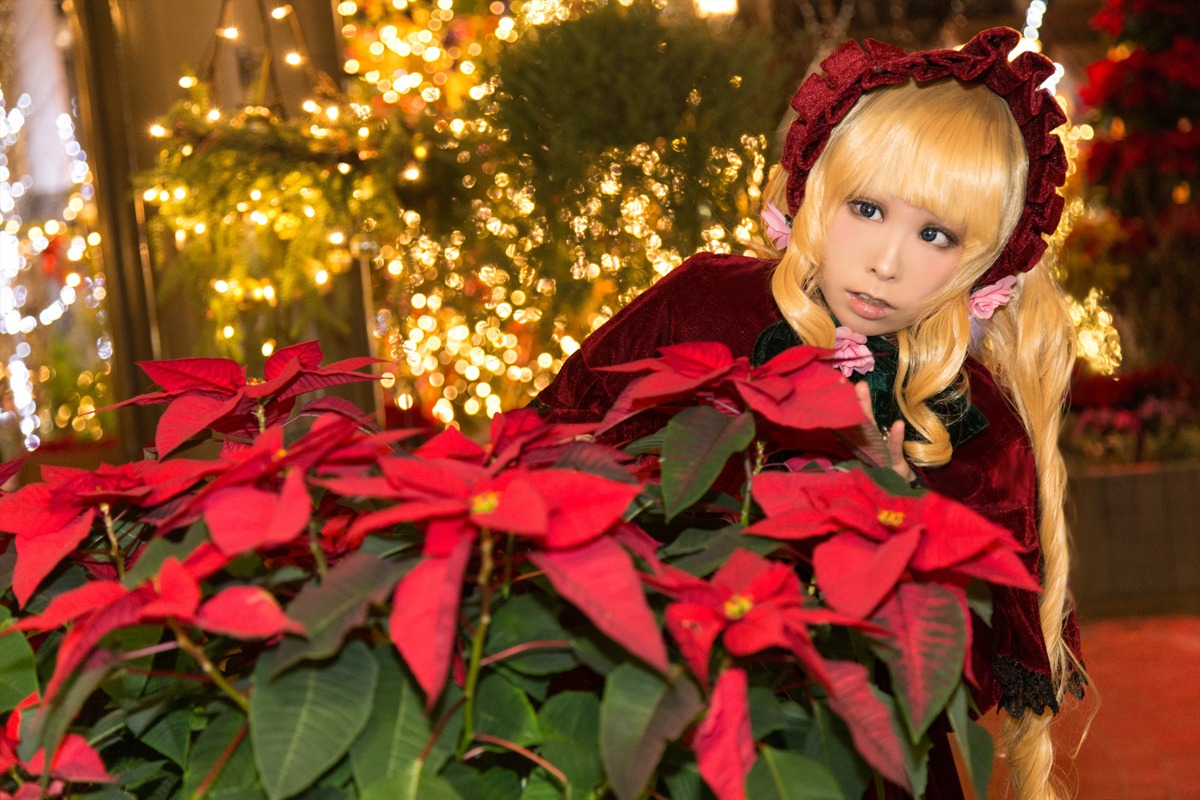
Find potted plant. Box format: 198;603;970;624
0;340;1034;799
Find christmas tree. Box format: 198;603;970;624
141;0;785;430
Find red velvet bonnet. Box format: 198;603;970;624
780;27;1068;288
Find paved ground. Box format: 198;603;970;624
975;616;1200;799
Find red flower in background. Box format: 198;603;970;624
0;459;216;606
600;341;864;433
103;341;381;456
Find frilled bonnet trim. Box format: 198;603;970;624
780;26;1067;289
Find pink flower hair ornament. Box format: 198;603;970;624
968;275;1018;320
761;202;793;250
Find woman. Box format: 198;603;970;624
535;27;1084;799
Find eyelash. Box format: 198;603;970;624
848;199;959;248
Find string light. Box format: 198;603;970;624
137;0;784;429
1;88;109;450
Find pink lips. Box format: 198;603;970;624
846;291;894;320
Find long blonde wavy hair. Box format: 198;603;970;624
767;78;1079;799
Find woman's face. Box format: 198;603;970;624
818;193;966;336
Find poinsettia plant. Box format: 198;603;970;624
0;339;1033;800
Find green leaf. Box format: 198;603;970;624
486;593;578;676
519;770;565;800
19;649;117;763
744;746;845;799
124;521;209;587
493;664;550;703
538;691;603;794
272;552;413;676
661;408;755;521
665;524;753;577
139;704;194;766
359;763;465;800
803;704;869;800
440;763;521;800
948;683;994;800
359;533;419;560
181;704;263;799
250;641;378;800
966;580;994;627
475;673;541;748
0;607;38;712
747;687;788;740
661;759;704;800
865;465;922;497
350;646;460;788
623;430;665;456
100;625;164;702
76;790;136;800
599;664;703;800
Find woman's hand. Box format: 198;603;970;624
854;382;917;484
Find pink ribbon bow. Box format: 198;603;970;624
761;202;792;250
968;275;1017;320
831;326;875;376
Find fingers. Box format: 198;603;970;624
888;420;915;482
855;381;875;424
854;381;915;483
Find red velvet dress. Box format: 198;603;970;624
533;252;1083;798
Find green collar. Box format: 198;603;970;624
751;319;987;448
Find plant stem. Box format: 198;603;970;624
501;533;515;598
459;528;496;754
191;723;248;800
470;732;569;792
122;641;181;661
169;622;249;713
254;402;267;434
100;503;125;581
740;441;766;526
479;639;572;668
309;524;329;581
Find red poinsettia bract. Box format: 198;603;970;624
600;341;864;432
320;422;661;707
104;340;381;456
0;694;113;795
747;469;1038;618
11;556;302;704
645;548;851;689
692;667;755;800
0;459;218;606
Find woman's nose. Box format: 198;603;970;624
868;236;903;280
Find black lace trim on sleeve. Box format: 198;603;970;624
992;654;1087;718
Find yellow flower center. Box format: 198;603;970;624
470;491;501;515
877;509;906;528
723;594;754;620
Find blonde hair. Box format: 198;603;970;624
768;78;1078;799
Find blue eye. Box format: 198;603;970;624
852;201;881;220
920;227;953;247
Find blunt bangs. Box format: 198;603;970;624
813;79;1028;280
